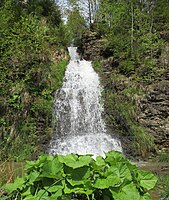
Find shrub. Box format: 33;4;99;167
2;151;157;199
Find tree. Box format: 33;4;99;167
10;0;62;26
93;0;164;77
153;0;169;31
0;0;68;160
68;0;98;25
66;7;86;45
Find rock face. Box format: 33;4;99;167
78;30;105;60
138;80;169;148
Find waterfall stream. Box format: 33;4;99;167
48;47;122;157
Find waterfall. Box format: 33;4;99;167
48;47;122;157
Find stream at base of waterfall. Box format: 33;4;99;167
48;47;122;158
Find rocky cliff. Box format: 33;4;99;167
79;30;169;159
138;80;169;149
78;30;106;60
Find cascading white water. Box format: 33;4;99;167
48;47;122;157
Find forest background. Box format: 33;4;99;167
0;0;169;161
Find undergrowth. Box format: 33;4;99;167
1;151;157;200
93;59;156;158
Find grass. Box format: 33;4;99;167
156;152;169;163
151;151;169;199
157;172;169;200
0;161;25;185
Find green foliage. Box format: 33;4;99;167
0;0;68;160
94;0;166;82
114;98;155;157
153;0;169;31
160;175;169;200
119;60;135;75
92;59;103;73
66;8;86;45
156;152;169;163
101;70;156;157
156;169;169;200
131;125;155;158
2;151;157;199
91;0;168;159
54;60;69;89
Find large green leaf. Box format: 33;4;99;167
105;151;126;164
138;170;158;190
94;174;120;189
119;163;132;181
65;166;91;186
92;156;106;171
64;181;93;195
27;171;40;184
58;154;92;169
58;154;78;164
111;182;140;200
104;162;132;181
45;185;63;193
41;157;63;178
140;192;152;200
25;154;48;171
3;177;25;193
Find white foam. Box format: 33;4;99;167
48;47;122;157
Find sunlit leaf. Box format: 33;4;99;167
92;155;106;170
138;170;158;190
59;154;92;169
27;171;40;184
105;151;126;164
65;166;90;187
111;182;140;200
104;162;132;181
41;157;63;178
94;175;120;189
140;192;152;200
22;187;32;197
4;177;25;192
